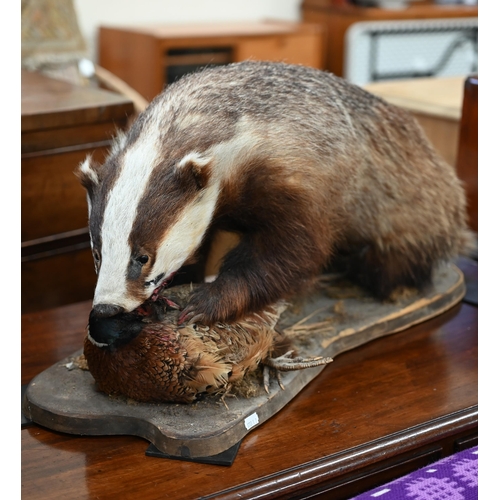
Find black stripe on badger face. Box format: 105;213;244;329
144;272;165;288
76;147;127;274
125;153;216;304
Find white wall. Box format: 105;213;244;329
73;0;303;62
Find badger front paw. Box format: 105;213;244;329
177;281;245;326
177;303;208;325
177;284;220;325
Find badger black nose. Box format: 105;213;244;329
88;305;143;348
91;303;125;319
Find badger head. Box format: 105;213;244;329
76;131;219;346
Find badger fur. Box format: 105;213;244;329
77;61;471;331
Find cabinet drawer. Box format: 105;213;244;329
22;146;108;241
235;33;324;68
22;247;96;314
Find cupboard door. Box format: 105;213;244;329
235;34;324;69
22;147;108;241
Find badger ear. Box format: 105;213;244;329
176;152;212;190
109;129;127;156
75;155;101;192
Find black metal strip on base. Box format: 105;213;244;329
456;257;478;306
145;440;242;467
22;385;33;429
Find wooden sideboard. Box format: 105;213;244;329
301;0;478;77
98;21;326;101
455;75;478;233
21;70;134;313
21;259;477;499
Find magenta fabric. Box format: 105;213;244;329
352;446;478;500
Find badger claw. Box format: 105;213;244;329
178;307;194;325
178;307;205;325
187;314;206;325
177;284;222;325
163;298;181;310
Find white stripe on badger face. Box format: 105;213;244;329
93;117;163;311
86;193;94;225
206;117;263;180
145;179;221;291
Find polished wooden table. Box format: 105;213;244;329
21;261;477;499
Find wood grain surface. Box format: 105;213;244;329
456;75;478;233
21;261;477;499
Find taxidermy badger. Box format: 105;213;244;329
77;61;471;337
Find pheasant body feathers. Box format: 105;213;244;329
84;286;289;403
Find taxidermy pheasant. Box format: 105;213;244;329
84;285;332;404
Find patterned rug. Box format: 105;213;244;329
352;446;478;500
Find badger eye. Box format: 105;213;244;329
93;250;100;262
137;255;149;265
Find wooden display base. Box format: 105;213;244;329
22;264;465;463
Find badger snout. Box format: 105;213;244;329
88;305;144;348
91;303;125;319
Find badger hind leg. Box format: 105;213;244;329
340;243;437;301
